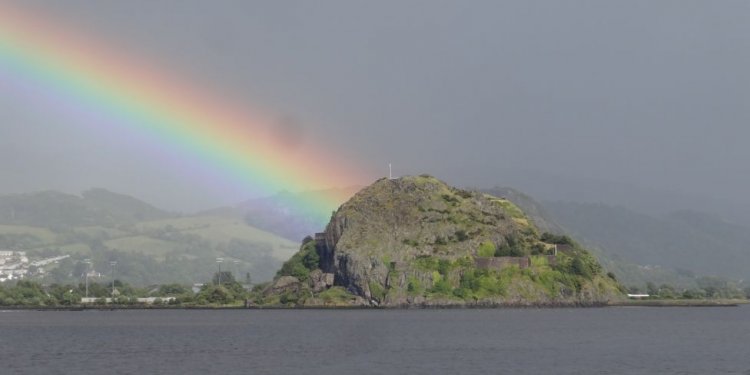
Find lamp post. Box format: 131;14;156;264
216;258;223;285
83;259;91;298
110;261;117;297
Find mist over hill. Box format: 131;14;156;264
475;187;750;289
0;189;298;285
0;188;172;228
3;182;748;291
203;186;361;242
543;202;750;285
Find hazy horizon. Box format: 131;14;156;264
2;1;748;215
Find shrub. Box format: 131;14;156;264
455;230;469;242
407;277;422;294
477;241;496;257
369;282;386;301
540;233;574;245
277;240;319;281
279;292;299;305
455;190;473;199
402;238;419;247
571;257;592;278
437;259;452;275
530;243;547;255
431;279;453;295
441;194;460;205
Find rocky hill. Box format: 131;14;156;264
255;175;623;307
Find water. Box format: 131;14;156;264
1;306;749;374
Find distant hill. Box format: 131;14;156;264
0;189;298;285
0;188;172;228
479;188;709;288
479;168;750;227
258;176;621;307
543;202;750;284
480;187;567;235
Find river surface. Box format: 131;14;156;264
1;306;749;374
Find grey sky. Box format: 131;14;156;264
1;1;748;213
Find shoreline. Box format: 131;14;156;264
607;299;747;307
1;299;747;311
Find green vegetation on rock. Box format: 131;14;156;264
257;175;624;307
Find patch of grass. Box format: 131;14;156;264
138;215;299;260
490;199;527;222
104;236;178;258
530;255;550;267
318;287;357;305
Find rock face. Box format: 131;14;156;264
308;270;335;292
260;175;623;307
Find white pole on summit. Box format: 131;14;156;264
389;163;392;179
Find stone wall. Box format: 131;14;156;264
474;256;530;270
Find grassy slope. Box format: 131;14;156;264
1;215;298;260
0;209;299;285
135;215;299;259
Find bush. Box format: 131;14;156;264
441;194;460;205
455;190;474;199
277;240;320;281
430;279;453;295
402;239;419;247
571;257;592;278
279;292;299;305
407;277;422;295
477;241;496;257
540;233;574;245
369;282;386;301
437;259;451;275
530;243;547;255
682;289;706;299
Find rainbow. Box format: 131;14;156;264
0;4;371;224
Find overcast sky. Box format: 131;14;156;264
1;1;748;212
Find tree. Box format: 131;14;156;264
212;271;236;286
157;283;189;296
571;257;592;279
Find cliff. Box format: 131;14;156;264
254;175;624;307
